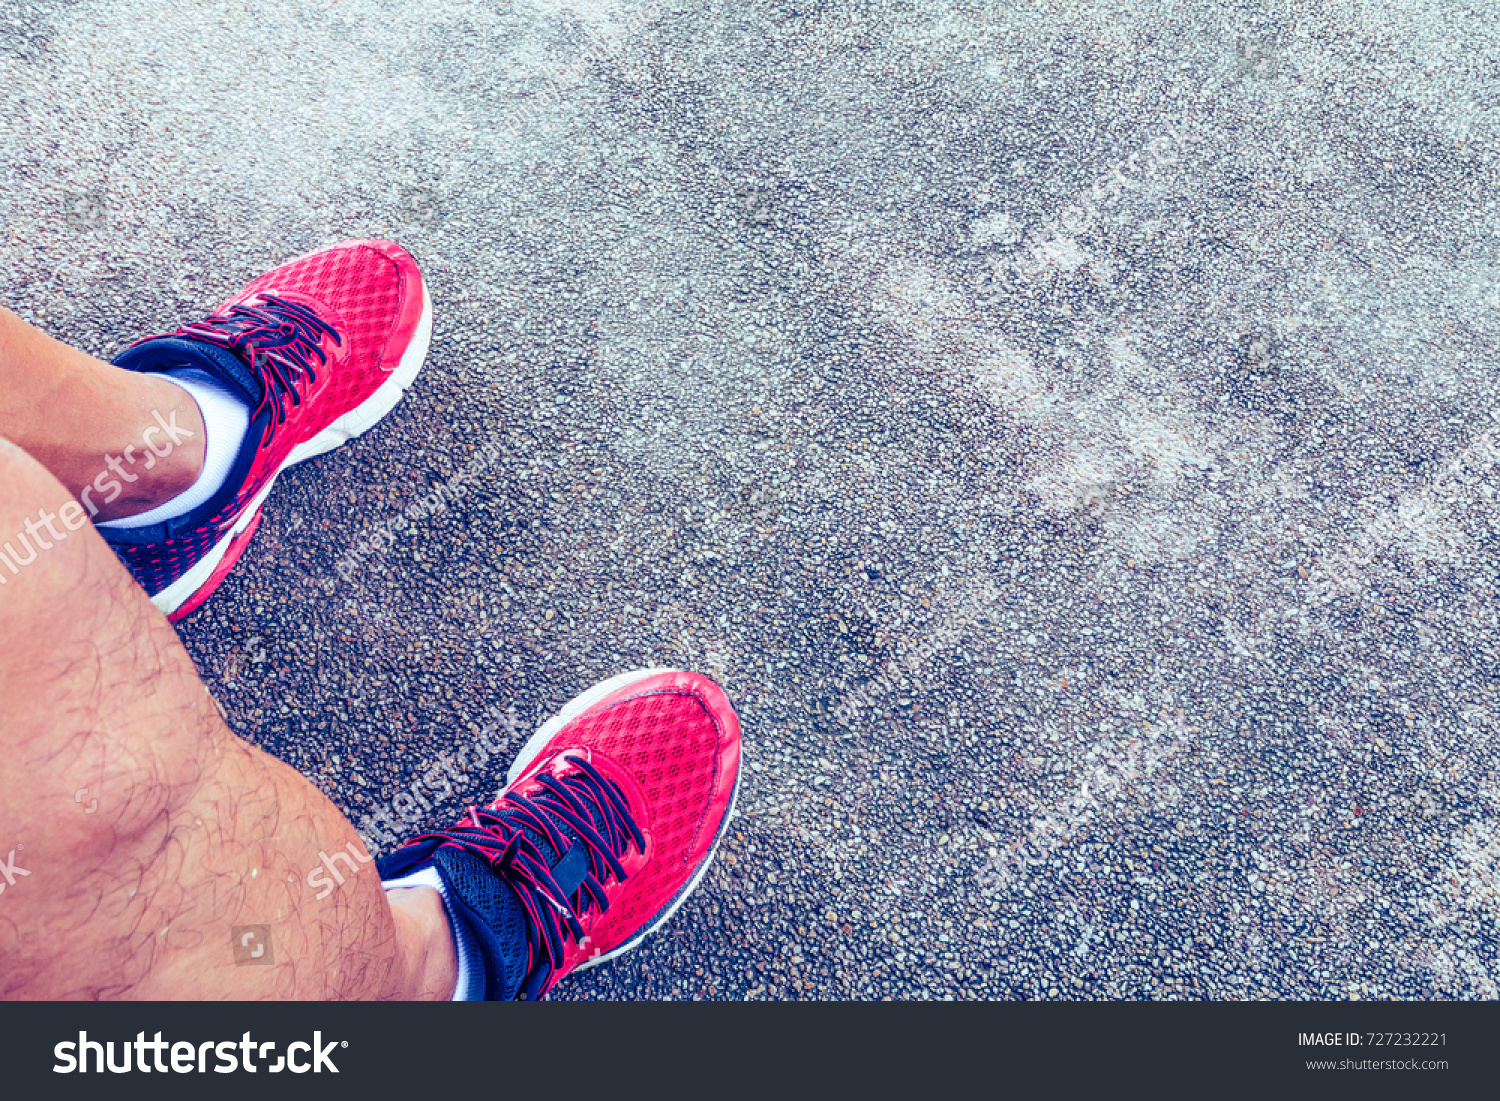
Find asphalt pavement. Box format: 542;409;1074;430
3;0;1498;999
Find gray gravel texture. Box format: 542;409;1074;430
4;0;1500;1001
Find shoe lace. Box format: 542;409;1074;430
416;754;645;991
176;294;342;446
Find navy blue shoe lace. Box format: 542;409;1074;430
177;295;341;447
409;755;645;983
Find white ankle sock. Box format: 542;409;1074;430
381;865;482;1001
99;370;251;529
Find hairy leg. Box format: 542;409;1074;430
0;304;205;522
0;439;455;999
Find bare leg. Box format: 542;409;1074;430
0;438;455;999
0;305;205;522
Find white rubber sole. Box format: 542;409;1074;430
149;283;434;617
507;667;742;972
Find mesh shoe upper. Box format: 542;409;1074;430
376;670;742;999
101;239;425;601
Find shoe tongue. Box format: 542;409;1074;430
431;788;605;1000
431;846;533;1000
113;336;264;408
511;765;619;872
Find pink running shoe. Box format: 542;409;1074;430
376;669;743;1000
101;239;431;621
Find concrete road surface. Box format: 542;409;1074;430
3;0;1498;999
